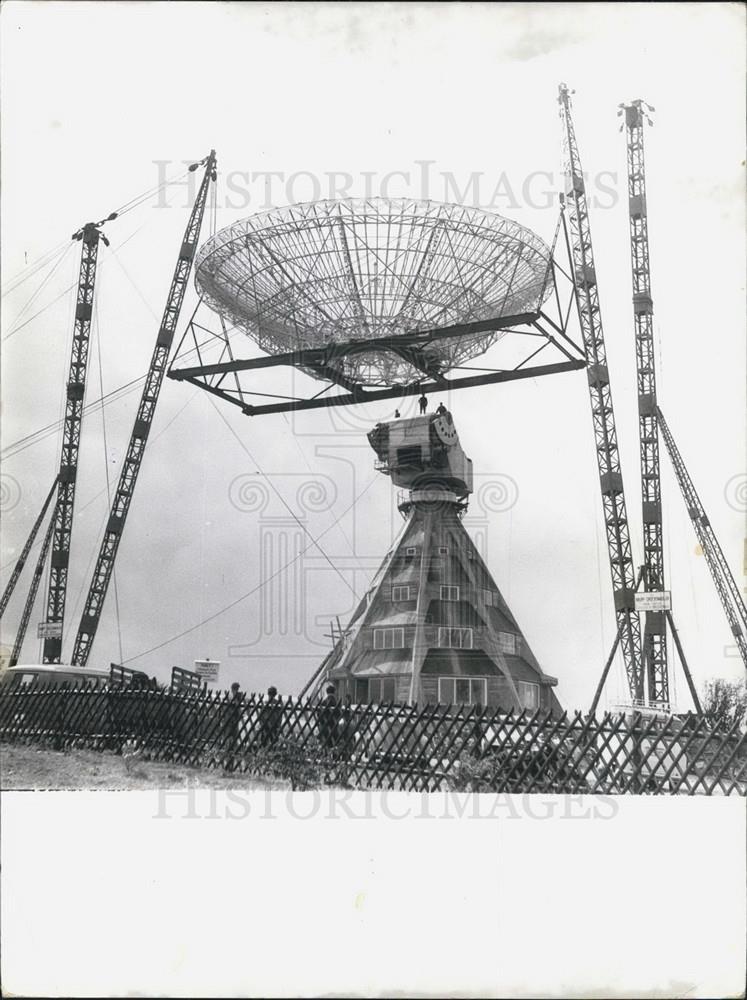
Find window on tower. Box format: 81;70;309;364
440;584;460;601
496;631;518;654
373;627;406;650
437;626;473;649
517;681;540;710
367;676;397;703
438;676;487;705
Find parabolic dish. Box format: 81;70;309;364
195;198;553;387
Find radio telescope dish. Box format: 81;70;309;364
194;198;554;388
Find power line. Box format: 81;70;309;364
92;286;124;664
121;472;378;665
2;244;75;342
2;216;152;344
1;322;240;462
207;395;360;599
1;164;192;300
0;389;198;579
1;240;70;297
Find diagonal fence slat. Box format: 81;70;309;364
1;682;745;796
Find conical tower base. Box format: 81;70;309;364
310;432;561;713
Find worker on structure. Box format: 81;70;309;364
394;409;401;418
418;392;428;415
436;402;447;416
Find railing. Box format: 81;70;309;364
1;682;745;795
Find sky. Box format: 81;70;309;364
1;2;745;710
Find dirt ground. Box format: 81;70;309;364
0;742;287;791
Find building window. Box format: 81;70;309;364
373;627;405;650
391;585;412;602
482;589;494;607
440;584;460;601
438;546;449;555
518;681;540;711
497;631;517;654
438;676;487;705
405;546;417;558
368;677;397;703
438;626;473;649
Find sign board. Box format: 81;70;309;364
37;622;63;639
194;659;220;684
634;591;671;612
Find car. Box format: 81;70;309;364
0;663;110;690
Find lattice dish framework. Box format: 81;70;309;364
193;198;556;387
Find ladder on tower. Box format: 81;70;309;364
558;84;644;700
71;152;217;667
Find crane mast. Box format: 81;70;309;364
558;84;644;700
42;215;115;663
621;99;669;705
656;406;747;667
0;477;57;620
71;151;217;667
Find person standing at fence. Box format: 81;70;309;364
338;693;357;759
470;704;486;759
317;684;341;751
223;682;244;770
259;686;283;747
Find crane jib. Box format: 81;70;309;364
70;152;217;667
558;84;644;700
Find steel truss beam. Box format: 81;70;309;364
589;565;702;715
175;358;585;416
10;505;57;666
43;218;112;662
657;406;747;668
622;100;669;705
71;152;217;668
167;276;586;416
0;477;58;621
559;83;644;700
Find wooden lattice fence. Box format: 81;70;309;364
0;682;745;794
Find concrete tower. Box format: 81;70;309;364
313;410;561;713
